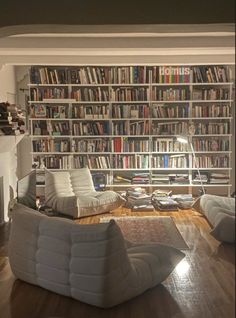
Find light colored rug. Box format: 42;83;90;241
100;216;189;250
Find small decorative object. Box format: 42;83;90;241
0;102;25;135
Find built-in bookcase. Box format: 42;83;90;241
28;65;234;196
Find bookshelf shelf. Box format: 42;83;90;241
29;64;234;196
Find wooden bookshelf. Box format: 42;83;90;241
28;65;234;196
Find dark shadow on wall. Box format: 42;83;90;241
0;0;235;27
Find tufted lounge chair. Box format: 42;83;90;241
192;194;235;243
9;203;185;308
45;168;125;218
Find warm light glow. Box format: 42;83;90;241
175;259;190;276
177;136;188;144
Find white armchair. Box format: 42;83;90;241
45;168;125;218
9;203;185;308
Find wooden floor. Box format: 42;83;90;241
0;207;235;318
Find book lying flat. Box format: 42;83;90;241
131;205;155;212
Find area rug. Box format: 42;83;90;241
100;216;189;250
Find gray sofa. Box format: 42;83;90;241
193;194;235;243
9;203;185;308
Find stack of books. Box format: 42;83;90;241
171;194;194;209
209;173;229;184
152;173;170;184
192;172;209;184
126;188;154;211
169;174;189;184
151;189;178;211
113;174;132;184
152;197;179;211
132;173;150;184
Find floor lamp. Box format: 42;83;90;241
176;135;206;196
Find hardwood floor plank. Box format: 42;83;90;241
0;208;235;318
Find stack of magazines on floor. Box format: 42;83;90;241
126;187;154;211
151;189;179;211
171;194;194;209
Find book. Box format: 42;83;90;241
34;105;47;118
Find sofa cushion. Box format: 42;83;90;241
78;190;126;217
70;168;95;195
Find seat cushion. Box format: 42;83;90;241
77;191;126;217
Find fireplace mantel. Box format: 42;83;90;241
0;134;25;153
0;134;25;223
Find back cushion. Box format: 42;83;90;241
45;170;74;201
70;168;95;195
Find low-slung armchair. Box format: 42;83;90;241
9;203;185;308
45;168;125;218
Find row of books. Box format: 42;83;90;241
72;139;110;153
112;104;150;118
112;137;149;153
152;66;191;84
113;120;150;135
152;139;188;152
192;66;229;83
109;67;150;84
113;155;149;169
30;105;68;118
29;103;231;120
151;154;188;168
110;87;149;101
32;139;70;152
152;122;188;135
192;88;230;100
152;104;189;118
192;104;230;118
71;88;109;102
30;121;231;137
34;154;230;169
194;122;230;135
151;88;190;101
29;87;231;102
33;121;70;136
72;105;109;119
193;156;229;168
72;122;109;136
31;67;68;84
31;137;230;153
192;139;229;151
30;66;229;85
30;88;68;101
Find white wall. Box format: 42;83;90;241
16;66;32;180
0;65;17;223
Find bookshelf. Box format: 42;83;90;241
28;65;234;196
